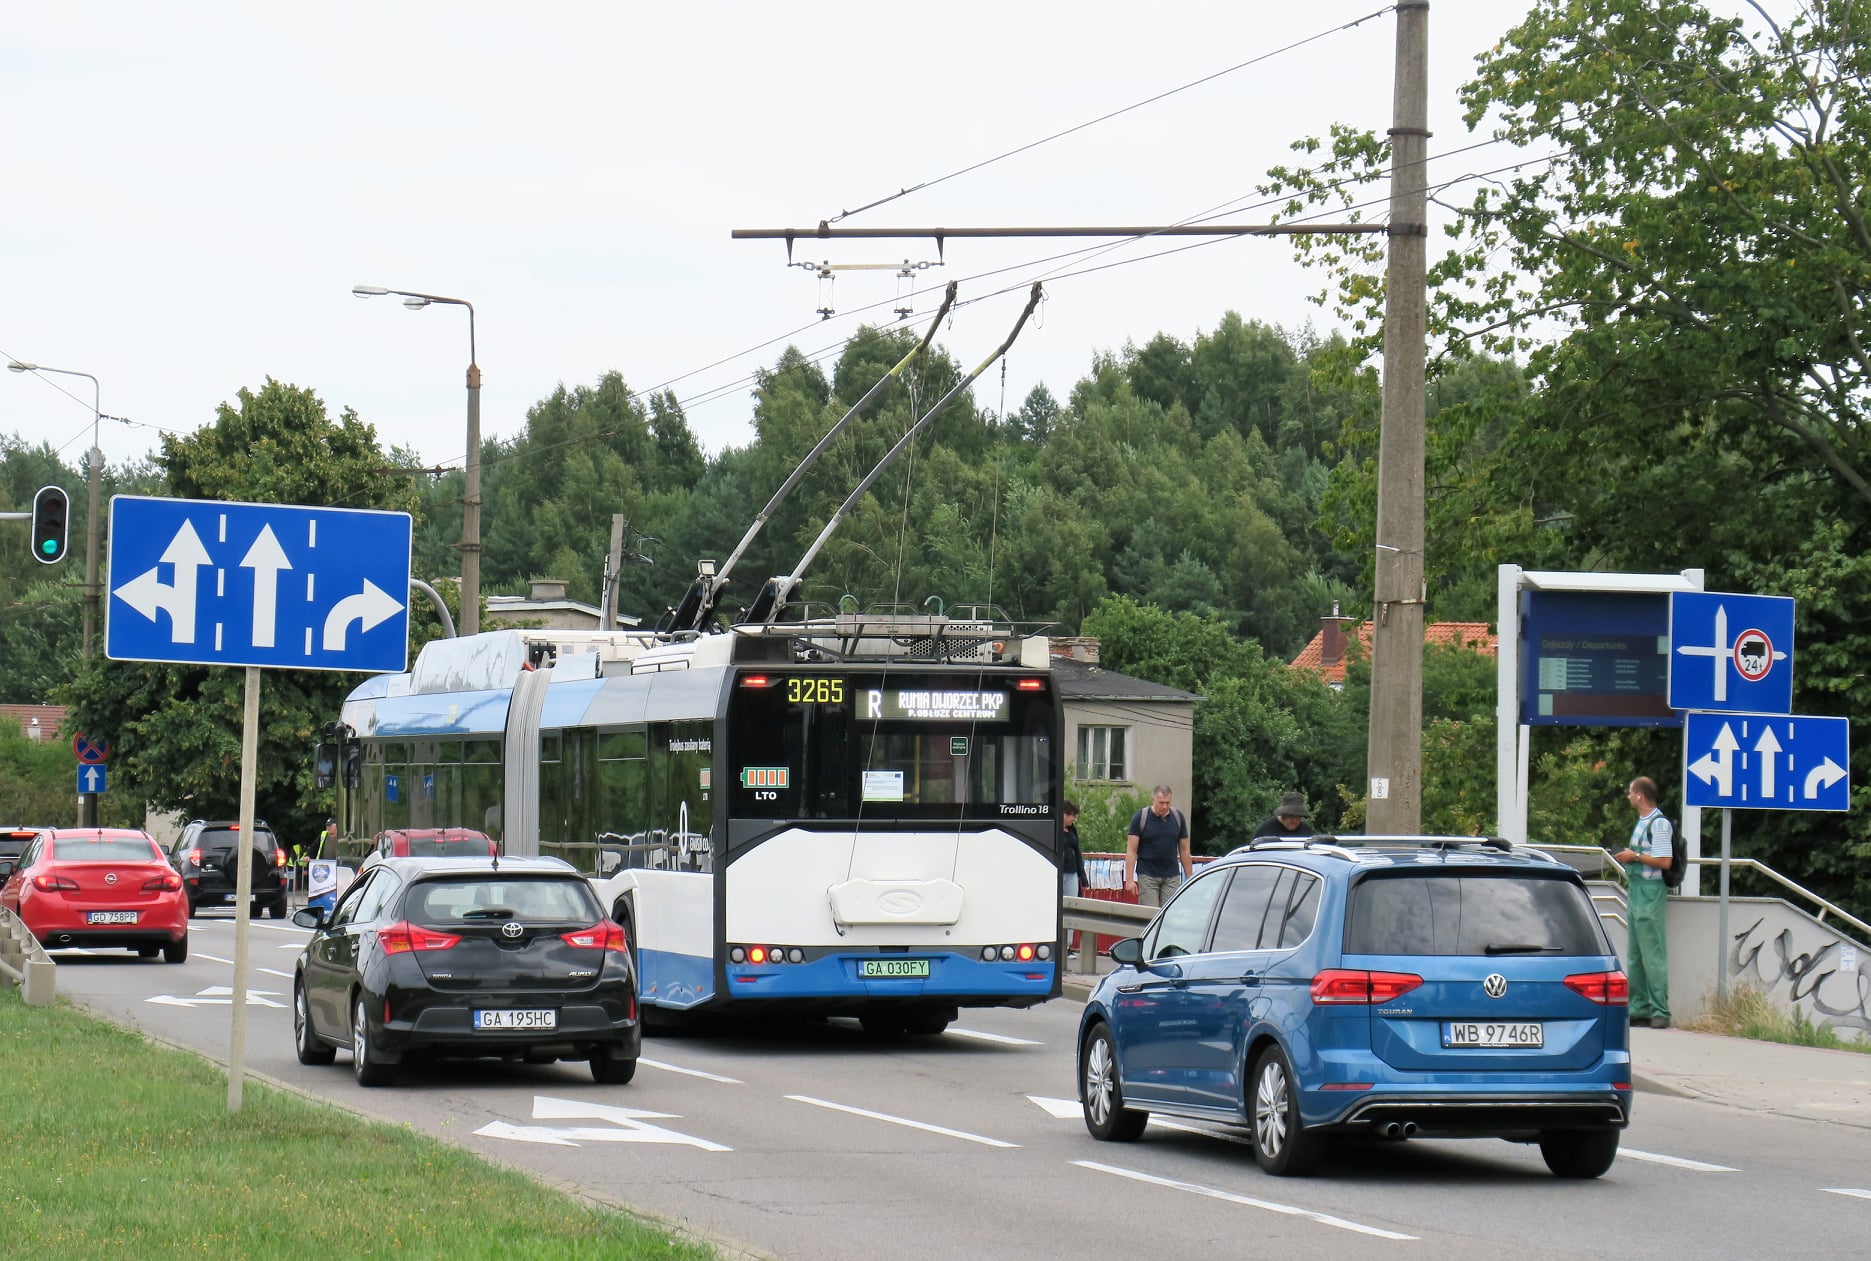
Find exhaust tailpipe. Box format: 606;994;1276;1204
1402;1122;1419;1137
1381;1122;1404;1138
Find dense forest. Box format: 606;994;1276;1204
3;0;1869;917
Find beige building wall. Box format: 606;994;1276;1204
1065;698;1196;820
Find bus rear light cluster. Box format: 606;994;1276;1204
730;945;806;965
980;943;1050;962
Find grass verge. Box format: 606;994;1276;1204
1688;983;1871;1054
0;988;716;1260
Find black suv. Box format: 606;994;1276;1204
170;820;290;918
1;826;45;867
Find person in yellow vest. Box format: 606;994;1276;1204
1614;776;1672;1028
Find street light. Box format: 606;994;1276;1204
352;285;482;636
7;360;103;659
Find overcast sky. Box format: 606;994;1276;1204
6;2;1591;476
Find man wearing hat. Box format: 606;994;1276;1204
1252;792;1312;842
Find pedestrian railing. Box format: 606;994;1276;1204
0;906;55;1005
1061;896;1153;974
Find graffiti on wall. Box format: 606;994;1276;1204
1729;915;1871;1036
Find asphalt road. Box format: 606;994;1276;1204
50;914;1871;1260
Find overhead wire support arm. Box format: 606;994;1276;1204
733;223;1387;244
663;283;958;635
756;282;1044;626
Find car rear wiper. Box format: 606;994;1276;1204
1483;942;1563;954
460;907;516;920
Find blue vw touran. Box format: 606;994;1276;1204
1078;837;1632;1177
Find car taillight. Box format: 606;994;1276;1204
1564;970;1630;1005
32;874;80;892
143;872;182;892
1311;968;1424;1004
377;921;462;954
187;848;203;868
561;921;629;952
274;848;288;868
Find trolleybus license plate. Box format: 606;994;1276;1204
860;959;930;978
1444;1021;1543;1048
474;1009;556;1030
86;911;139;924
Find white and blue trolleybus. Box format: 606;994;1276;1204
335;613;1063;1033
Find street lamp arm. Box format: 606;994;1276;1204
352;285;475;364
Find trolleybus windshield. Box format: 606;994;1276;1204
727;672;1053;821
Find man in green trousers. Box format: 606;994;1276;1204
1614;776;1673;1028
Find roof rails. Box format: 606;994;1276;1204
1229;834;1561;864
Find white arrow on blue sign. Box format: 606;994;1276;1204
1667;591;1795;714
1682;711;1850;811
105;496;412;673
77;763;107;795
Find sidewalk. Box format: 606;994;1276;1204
1060;965;1871;1129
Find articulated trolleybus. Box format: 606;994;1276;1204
336;612;1063;1033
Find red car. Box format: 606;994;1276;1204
371;828;499;859
0;828;189;963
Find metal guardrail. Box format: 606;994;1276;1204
1062;895;1154;974
0;905;55;1005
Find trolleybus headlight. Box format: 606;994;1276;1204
981;946;997;961
1000;945;1016;961
787;948;805;963
730;947;746;963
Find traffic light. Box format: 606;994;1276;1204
30;485;69;565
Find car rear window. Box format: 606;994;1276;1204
404;836;493;857
407;877;600;927
1344;872;1608;957
197;828;276;851
53;837;162;863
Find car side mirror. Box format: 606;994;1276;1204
1108;937;1143;966
292;907;326;930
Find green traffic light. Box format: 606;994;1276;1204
40;539;57;556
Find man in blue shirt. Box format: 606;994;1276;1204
1614;776;1673;1028
1124;785;1191;907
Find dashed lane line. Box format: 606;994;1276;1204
947;1027;1042;1046
786;1095;1019;1148
1074;1160;1416;1240
1823;1188;1871;1200
641;1058;743;1084
1617;1148;1740;1172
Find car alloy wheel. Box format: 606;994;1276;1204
1081;1023;1147;1142
1252;1046;1316;1176
351;996;395;1086
295;981;336;1065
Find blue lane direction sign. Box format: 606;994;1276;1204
106;497;411;673
1683;711;1850;811
1667;591;1795;714
78;763;108;795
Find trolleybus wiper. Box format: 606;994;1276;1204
745;282;1045;627
663;281;959;635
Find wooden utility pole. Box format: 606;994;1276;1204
1365;0;1431;832
602;515;626;630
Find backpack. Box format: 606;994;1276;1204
1649;816;1685;889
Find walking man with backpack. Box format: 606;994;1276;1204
1615;776;1673;1028
1124;786;1191;907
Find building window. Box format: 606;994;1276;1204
1076;725;1128;782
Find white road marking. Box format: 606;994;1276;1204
147;986;286;1009
1618;1148;1740;1172
948;1027;1042;1046
1074;1161;1417;1241
786;1095;1019;1148
196;952;234;965
256;967;293;979
1028;1094;1082;1119
475;1095;730;1151
640;1057;743;1084
1823;1187;1871;1200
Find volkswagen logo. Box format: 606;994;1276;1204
501;921;524;939
104;872;118;885
1483;973;1509;999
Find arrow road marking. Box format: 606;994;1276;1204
147;986;286;1009
322;579;403;651
474;1095;730;1151
239;525;293;648
113;520;212;644
1753;725;1783;800
1028;1094;1083;1120
1805;757;1848;799
1688;722;1739;798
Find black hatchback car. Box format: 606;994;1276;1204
292;856;640;1087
